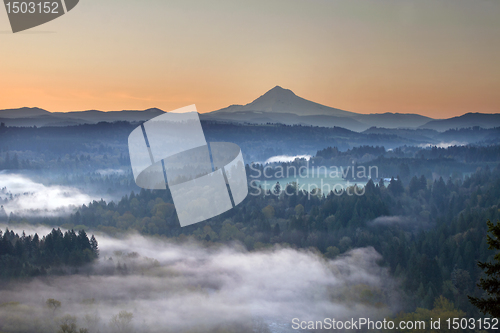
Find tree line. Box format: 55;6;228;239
0;228;99;279
14;163;497;316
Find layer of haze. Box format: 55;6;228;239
0;0;499;117
0;173;95;217
0;226;397;333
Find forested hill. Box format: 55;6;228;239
0;121;414;165
0;229;99;279
17;164;500;316
2;122;500;168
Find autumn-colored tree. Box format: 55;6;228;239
46;298;61;313
392;296;465;333
262;205;275;219
110;311;133;333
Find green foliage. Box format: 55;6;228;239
52;164;500;316
392;296;465;333
469;219;500;317
58;315;78;333
110;311;133;333
261;205;275;219
3;141;500;318
0;228;99;279
325;246;340;259
46;299;61;313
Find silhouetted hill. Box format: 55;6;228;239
354;113;433;129
200;111;368;132
205;86;435;131
2;88;498;133
362;127;439;143
420;113;500;131
61;108;165;123
0;107;51;118
210;86;356;117
0;108;165;127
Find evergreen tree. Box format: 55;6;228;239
469;220;500;317
388;176;404;195
0;228;99;279
90;235;99;257
273;182;281;195
273;223;281;236
419;175;427;190
11;153;19;169
409;176;420;196
4;152;10;169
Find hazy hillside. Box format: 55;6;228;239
0;107;51;118
0;107;165;127
353;113;433;129
59;108;165;123
2;89;498;133
206;86;436;130
210;86;356;117
200;111;369;132
420;112;500;131
362;126;500;146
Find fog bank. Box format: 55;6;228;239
264;155;312;164
0;229;398;333
0;173;94;217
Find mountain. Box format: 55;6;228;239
353;113;433;129
2;88;498;133
59;108;165;123
0;107;51;118
210;86;356;118
205;86;435;131
0;108;165;127
206;87;500;132
419;113;500;131
0;114;91;128
362;127;439;143
200;111;368;132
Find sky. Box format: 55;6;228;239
0;0;499;118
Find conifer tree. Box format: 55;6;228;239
90;235;99;258
469;220;500;317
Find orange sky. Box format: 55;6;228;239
0;0;499;118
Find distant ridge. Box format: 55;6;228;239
1;87;498;132
210;86;355;118
419;113;500;131
353;112;433;129
0;107;166;127
61;108;165;123
203;86;436;131
0;107;51;118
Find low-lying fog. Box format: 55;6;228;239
418;141;467;149
263;155;312;164
0;225;399;333
0;173;100;217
